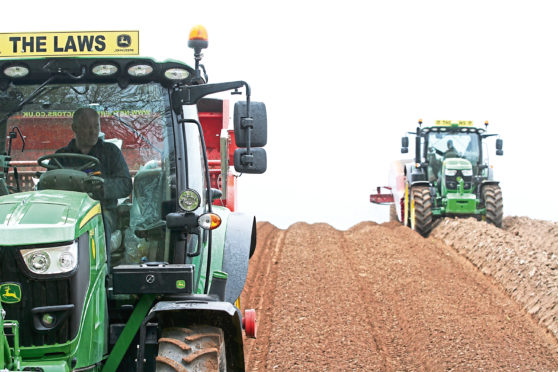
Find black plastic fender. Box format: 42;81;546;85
150;298;245;372
222;212;256;304
410;180;430;187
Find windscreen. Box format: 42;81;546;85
426;132;481;164
425;131;481;183
1;82;175;263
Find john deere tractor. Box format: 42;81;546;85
371;119;504;236
0;27;266;371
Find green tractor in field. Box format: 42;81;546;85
371;120;504;236
0;27;266;371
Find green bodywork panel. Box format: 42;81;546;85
443;157;471;171
441;158;474;196
0;190;98;245
432;158;480;215
444;193;478;214
0;190;108;370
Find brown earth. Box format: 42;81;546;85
241;217;558;371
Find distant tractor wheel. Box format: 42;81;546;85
483;184;503;227
156;326;227;372
411;186;433;236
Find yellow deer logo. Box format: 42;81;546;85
0;283;22;304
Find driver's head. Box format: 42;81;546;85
447;139;454;149
72;108;100;152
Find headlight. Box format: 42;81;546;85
462;169;473;176
20;242;78;275
445;169;457;176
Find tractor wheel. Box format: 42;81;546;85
411;186;433;236
156;326;227;372
483;184;503;227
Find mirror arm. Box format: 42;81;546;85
172;80;250;111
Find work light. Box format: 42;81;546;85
178;189;200;211
92;64;118;76
4;65;29;78
128;64;153;77
164;68;190;80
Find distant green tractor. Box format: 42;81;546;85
0;27;265;371
371;120;504;236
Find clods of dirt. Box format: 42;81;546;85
431;216;558;340
242;217;558;371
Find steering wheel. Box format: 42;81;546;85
38;153;100;171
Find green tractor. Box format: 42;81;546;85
0;27;266;371
371;120;504;236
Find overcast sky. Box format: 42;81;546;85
3;1;557;229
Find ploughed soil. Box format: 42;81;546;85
240;217;558;371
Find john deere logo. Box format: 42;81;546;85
0;283;22;304
117;34;131;48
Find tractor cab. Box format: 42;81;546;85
421;122;483;192
0;60;197;266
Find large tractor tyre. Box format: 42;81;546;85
156;326;227;372
411;186;433;237
483;184;503;227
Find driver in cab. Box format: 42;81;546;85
56;107;132;209
444;139;459;159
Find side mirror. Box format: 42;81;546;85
496;138;503;156
401;136;409;154
234;101;267;147
234;148;267;174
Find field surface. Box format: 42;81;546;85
241;217;558;371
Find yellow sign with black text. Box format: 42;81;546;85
0;31;139;57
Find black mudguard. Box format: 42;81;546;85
151;299;245;372
222;212;256;304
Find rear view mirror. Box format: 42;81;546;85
234;148;267;174
234;101;267;147
401;136;409;153
496;138;503;156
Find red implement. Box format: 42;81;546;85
370;186;394;204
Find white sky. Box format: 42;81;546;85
3;0;558;229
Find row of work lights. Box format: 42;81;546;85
3;62;190;80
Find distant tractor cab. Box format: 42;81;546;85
0;27;266;371
371;120;504;236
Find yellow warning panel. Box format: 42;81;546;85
0;31;139;58
435;120;474;127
